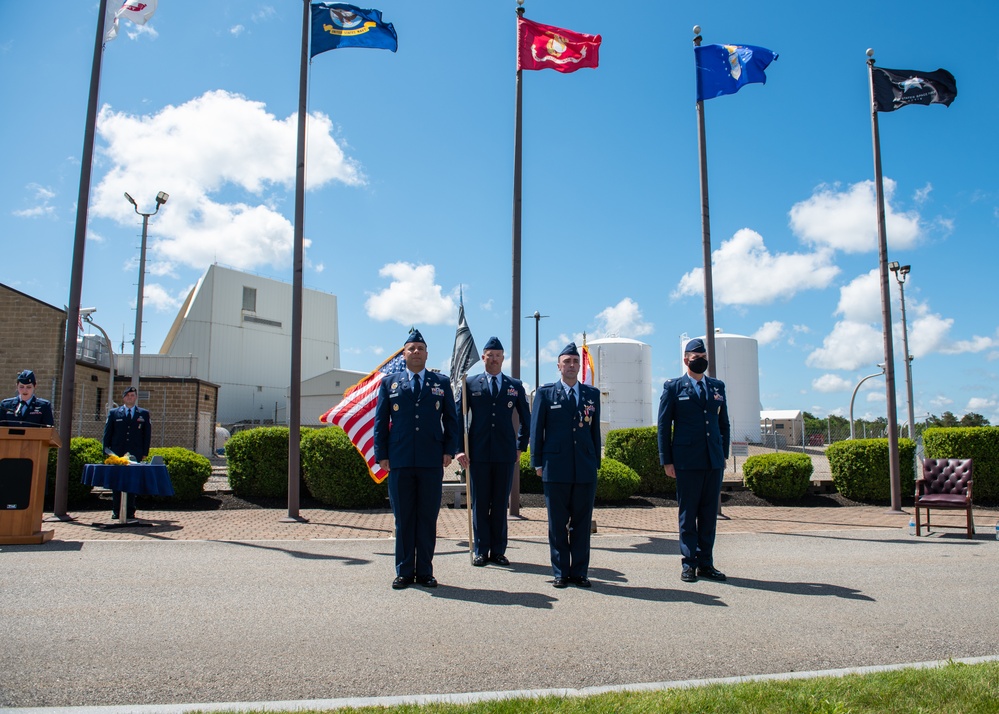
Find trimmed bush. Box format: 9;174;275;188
146;447;211;502
742;453;813;500
923;427;999;502
226;427;309;498
46;437;102;505
519;449;543;493
826;438;916;501
301;426;388;508
596;458;642;502
605;426;675;496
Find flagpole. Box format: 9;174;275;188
50;0;112;521
282;0;310;524
509;0;526;517
867;49;904;515
692;26;717;377
461;378;474;561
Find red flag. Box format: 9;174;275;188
320;349;406;484
517;16;601;73
580;344;595;386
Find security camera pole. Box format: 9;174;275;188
124;191;168;391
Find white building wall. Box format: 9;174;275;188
589;337;654;431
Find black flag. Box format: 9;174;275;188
872;67;957;112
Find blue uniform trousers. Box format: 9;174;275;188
675;467;723;568
469;460;514;558
388;466;443;578
542;481;596;579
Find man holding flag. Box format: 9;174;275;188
374;329;460;590
456;337;531;568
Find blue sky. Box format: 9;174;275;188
1;1;996;424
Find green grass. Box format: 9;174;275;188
197;660;999;713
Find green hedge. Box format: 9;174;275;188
301;426;388;508
226;427;310;498
923;426;999;501
826;438;916;501
742;452;813;500
46;437;102;505
604;426;675;496
519;449;543;493
146;447;211;502
596;458;642;502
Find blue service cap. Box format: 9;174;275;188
16;370;36;385
483;336;503;351
122;386;137;396
559;342;579;357
684;338;706;353
405;329;426;345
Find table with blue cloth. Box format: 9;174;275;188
82;463;173;527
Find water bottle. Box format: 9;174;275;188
909;518;916;536
994;522;999;541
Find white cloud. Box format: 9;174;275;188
480;299;494;311
812;374;853;393
593;298;653;338
789;179;921;253
835;269;882;323
966;397;997;412
673;228;839;306
90;90;363;273
793;324;811;333
752;321;784;345
142;283;185;312
806;319;884;371
938;335;994;355
252;7;277;22
365;263;455;326
913;183;932;205
230;25;245;36
13;183;56;218
866;390;886;403
929;395;953;408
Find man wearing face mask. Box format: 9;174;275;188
657;338;730;583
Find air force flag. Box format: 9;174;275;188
695;43;778;101
311;3;398;58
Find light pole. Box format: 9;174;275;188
889;261;918;480
525;310;548;392
124;191;168;391
80;308;116;416
849;365;885;439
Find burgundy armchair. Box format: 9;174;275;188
915;458;974;539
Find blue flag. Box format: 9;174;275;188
695;44;778;101
311;3;398;58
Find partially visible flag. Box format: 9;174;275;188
104;0;158;43
872;67;957;112
320;349;406;484
580;344;595;386
449;292;479;400
695;43;778;101
311;3;398;57
517;16;601;73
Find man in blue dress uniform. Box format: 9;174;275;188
0;370;54;426
658;338;730;583
456;336;531;567
102;386;152;520
529;342;601;588
374;329;461;590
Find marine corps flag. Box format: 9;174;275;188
872;67;957;112
517;16;601;73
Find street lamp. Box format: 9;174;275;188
889;261;918;477
525;310;548;393
849;365;886;439
80;307;116;415
124;191;168;391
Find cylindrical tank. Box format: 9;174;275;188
588;337;654;432
681;333;761;444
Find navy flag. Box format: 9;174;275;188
695;43;778;101
872;67;957;112
311;3;398;57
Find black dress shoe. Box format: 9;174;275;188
472;555;488;567
415;575;438;588
553;577;569;589
681;566;698;582
572;576;592;588
489;554;510;566
697;566;727;581
392;576;414;590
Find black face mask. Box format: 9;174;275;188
687;357;709;374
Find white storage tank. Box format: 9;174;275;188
680;332;761;444
588;337;654;435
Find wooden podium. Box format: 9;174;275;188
0;426;61;545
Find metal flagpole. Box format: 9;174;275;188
692;26;717;378
509;0;526;517
866;49;904;514
51;0;112;522
282;0;310;524
461;376;474;561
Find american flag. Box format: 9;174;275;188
319;348;406;484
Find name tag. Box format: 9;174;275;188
678;395;690;401
550;404;562;409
